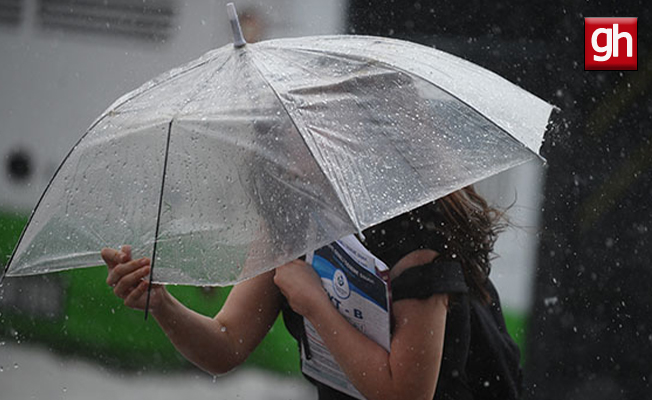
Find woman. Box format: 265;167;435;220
101;186;521;400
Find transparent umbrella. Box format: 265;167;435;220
2;4;554;290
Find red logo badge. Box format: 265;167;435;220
585;17;637;70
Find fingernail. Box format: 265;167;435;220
139;258;149;266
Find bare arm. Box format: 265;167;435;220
152;270;283;374
101;246;283;375
275;250;447;400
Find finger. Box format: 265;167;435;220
273;268;287;288
277;259;297;271
106;257;149;287
274;265;288;278
101;248;123;269
278;259;305;272
113;265;151;298
121;245;132;261
290;258;308;266
124;280;148;309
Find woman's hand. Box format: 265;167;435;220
101;245;167;312
273;259;330;318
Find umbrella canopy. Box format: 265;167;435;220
2;23;554;287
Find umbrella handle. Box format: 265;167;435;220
227;3;247;48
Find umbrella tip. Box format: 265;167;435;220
227;3;247;48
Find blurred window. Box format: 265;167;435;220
0;0;23;27
37;0;177;42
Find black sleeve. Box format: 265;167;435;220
391;260;468;302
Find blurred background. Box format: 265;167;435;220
0;0;649;399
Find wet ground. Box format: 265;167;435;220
0;342;317;400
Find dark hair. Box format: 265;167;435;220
360;185;506;304
437;186;507;303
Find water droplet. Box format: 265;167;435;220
13;363;19;369
220;326;227;333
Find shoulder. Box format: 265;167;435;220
389;249;439;280
391;251;468;302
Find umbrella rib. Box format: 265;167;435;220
142;53;235;292
0;104;117;283
94;52;226;126
247;51;362;233
0;54;228;283
144;119;174;320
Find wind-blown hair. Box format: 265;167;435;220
437;186;508;303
